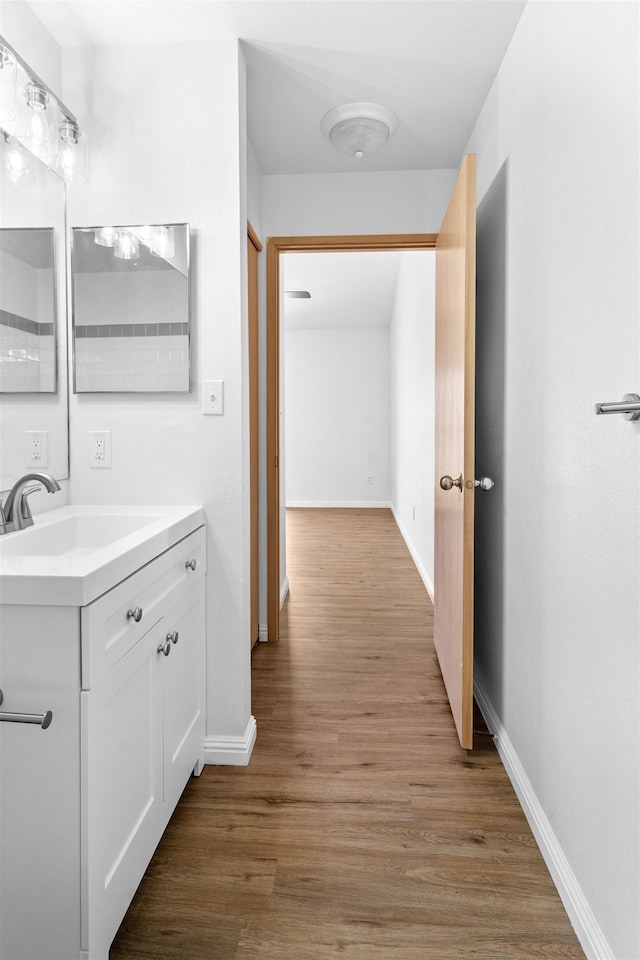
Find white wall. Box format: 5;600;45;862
285;326;390;506
468;3;639;957
263;169;455;237
262;168;455;603
63;39;253;758
389;251;436;598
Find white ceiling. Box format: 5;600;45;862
28;0;527;175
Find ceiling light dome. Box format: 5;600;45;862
321;102;397;160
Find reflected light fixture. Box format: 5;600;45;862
114;231;140;260
94;226;120;247
0;44;17;123
321;102;397;160
1;134;35;185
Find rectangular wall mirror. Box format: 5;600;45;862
0;226;56;394
71;223;190;393
0;133;68;489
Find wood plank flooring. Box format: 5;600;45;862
111;508;584;960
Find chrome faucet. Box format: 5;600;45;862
0;472;61;535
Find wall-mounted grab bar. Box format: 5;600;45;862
0;688;53;729
594;393;640;421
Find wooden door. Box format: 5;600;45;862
248;225;262;648
434;154;477;750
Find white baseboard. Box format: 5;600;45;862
204;715;257;766
390;506;434;602
258;623;268;643
286;500;392;509
473;679;614;960
280;575;289;608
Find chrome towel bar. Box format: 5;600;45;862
0;688;53;729
594;393;640;421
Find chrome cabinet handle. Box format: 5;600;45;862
167;630;179;645
185;559;197;571
0;689;52;729
157;640;171;657
595;393;640;421
127;606;143;623
440;474;463;492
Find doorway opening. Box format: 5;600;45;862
266;234;437;643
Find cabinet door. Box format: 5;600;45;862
81;627;163;955
161;580;205;814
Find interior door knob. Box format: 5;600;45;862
440;474;463;491
475;477;494;491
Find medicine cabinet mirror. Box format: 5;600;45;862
71;223;190;393
0;134;68;488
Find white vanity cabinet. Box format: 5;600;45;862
0;524;206;960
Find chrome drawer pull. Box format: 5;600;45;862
0;689;52;729
185;559;197;571
157;640;171;657
167;631;179;645
127;606;143;623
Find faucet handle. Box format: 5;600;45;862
19;485;41;526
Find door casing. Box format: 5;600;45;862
266;233;437;642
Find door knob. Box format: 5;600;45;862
474;477;494;491
440;474;463;492
157;641;171;657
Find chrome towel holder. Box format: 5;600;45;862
594;393;640;421
0;688;53;729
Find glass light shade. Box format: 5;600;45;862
150;225;175;259
320;102;397;160
15;81;59;161
1;136;35;185
0;45;17;126
114;231;139;260
95;226;119;247
52;120;88;183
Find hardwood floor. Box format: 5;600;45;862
111;508;584;960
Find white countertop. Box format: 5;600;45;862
0;505;205;606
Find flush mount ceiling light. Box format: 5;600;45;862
321;102;397;160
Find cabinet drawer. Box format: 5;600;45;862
81;527;206;689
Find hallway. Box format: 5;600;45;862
111;508;584;959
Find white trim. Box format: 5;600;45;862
473;679;614;960
204;716;257;766
280;575;289;608
390;505;434;602
258;623;268;643
286;500;392;509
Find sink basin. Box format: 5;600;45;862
0;513;158;557
0;505;205;606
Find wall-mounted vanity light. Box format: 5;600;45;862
0;35;88;185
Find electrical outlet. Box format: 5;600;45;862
26;431;48;467
366;475;374;485
202;380;224;415
89;431;112;468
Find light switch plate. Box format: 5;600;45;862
202;380;224;415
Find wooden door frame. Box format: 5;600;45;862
248;222;262;649
266;233;438;642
